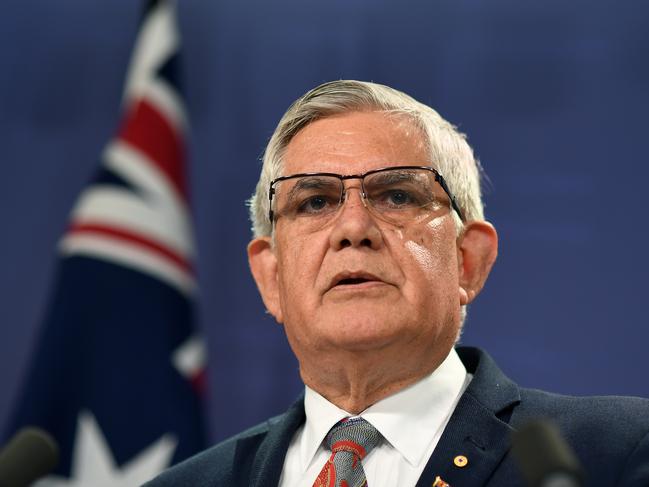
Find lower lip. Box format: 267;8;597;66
330;281;387;291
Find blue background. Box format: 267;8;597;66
1;0;648;443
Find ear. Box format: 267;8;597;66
247;237;284;323
457;221;498;306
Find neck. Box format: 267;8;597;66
298;346;450;414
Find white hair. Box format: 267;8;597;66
248;80;485;238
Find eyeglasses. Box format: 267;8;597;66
268;166;464;230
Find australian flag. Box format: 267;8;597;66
4;0;206;484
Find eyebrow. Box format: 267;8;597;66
285;176;340;203
368;170;419;185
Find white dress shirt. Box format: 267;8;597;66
278;349;471;487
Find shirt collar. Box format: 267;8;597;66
300;348;467;470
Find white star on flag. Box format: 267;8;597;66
34;411;177;487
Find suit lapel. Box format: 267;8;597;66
416;347;521;487
244;398;306;487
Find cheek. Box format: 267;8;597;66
404;239;452;285
401;221;458;290
405;239;436;275
276;234;324;309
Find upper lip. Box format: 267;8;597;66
327;271;385;290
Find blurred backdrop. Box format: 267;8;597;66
1;0;648;443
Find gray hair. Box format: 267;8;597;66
248;80;485;238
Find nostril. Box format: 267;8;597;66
336;237;372;249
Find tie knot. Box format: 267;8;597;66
326;417;381;460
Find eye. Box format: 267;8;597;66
282;176;341;217
385;189;414;207
366;171;432;211
296;194;336;214
373;188;422;209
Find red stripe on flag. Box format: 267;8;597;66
68;222;193;275
190;368;207;396
117;99;187;200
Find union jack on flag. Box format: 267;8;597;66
4;0;207;484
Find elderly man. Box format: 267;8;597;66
146;80;649;486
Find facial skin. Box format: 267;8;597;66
249;111;497;413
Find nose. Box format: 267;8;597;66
328;185;384;251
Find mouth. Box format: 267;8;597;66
338;277;373;285
328;272;385;290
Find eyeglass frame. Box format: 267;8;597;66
268;165;465;225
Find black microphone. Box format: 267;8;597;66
0;427;60;487
512;420;583;487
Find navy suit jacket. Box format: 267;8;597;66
145;347;649;486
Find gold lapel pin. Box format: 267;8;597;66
453;455;468;468
432;476;451;487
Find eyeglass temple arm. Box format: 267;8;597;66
268;186;275;222
435;174;465;222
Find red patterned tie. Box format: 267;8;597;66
312;417;381;487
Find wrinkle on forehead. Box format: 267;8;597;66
283;112;430;174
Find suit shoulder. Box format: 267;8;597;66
459;347;649;484
518;388;649;427
517;389;649;453
143;415;282;487
514;390;649;484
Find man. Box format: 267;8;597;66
146;80;649;486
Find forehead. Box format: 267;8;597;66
282;111;430;176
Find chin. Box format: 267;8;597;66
319;318;408;352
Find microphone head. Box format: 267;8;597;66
0;427;60;487
512;420;583;487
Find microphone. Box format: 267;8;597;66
0;427;60;487
512;420;583;487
